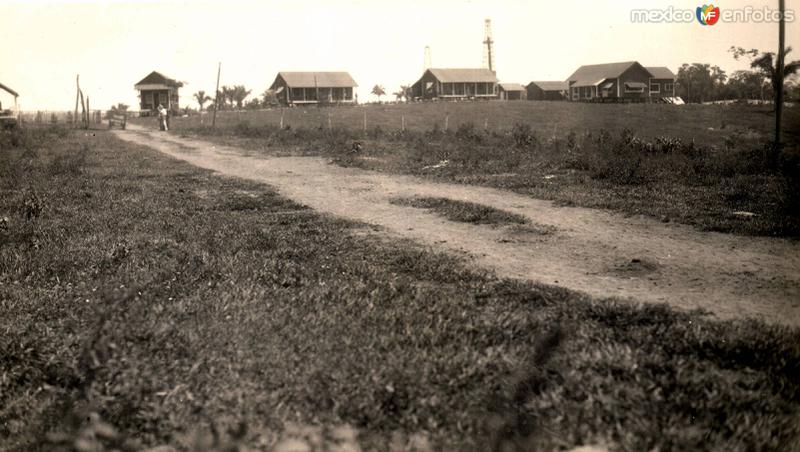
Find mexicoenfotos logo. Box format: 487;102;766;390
631;5;795;23
696;4;720;25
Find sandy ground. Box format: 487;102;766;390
115;125;800;327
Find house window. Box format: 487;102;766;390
624;82;646;93
664;82;674;93
650;82;660;93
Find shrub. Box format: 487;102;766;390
511;123;538;150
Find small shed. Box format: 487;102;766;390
411;68;498;100
498;83;527;101
526;81;569;101
135;71;182;115
269;72;358;106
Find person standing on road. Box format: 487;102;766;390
157;104;168;131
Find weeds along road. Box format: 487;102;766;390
115;124;800;327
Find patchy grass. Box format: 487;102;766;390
1;128;799;451
390;196;529;226
156;103;800;237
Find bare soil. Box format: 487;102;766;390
115;125;800;327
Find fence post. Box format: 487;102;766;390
280;108;284;129
363;110;367;133
328;109;332;130
401;115;405;132
444;114;449;132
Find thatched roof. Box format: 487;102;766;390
528;81;569;91
273;72;358;88
499;83;526;92
135;71;182;88
425;68;498;83
646;67;676;79
566;61;642;87
0;81;18;97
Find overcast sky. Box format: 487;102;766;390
1;0;797;110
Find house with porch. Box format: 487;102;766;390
566;61;652;102
411;68;498;100
269;72;358;106
498;83;527;100
135;71;182;115
526;81;569;101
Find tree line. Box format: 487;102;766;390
676;46;800;103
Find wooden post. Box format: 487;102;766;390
74;75;80;129
212;62;221;128
775;0;786;156
78;89;86;129
86;97;90;129
327;110;331;130
484;117;488;130
280;107;284;129
363;109;367;133
444;114;449;132
401;115;405;132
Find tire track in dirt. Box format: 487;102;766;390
115;125;800;327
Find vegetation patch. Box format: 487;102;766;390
2;128;798;451
150;103;800;237
390;196;529;226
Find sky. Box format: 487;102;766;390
0;0;798;110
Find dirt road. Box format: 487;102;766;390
115;125;800;327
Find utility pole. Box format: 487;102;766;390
775;0;786;155
212;62;221;128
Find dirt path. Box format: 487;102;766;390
115;125;800;327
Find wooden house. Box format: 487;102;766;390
411;68;498;100
135;71;182;115
566;61;652;102
498;83;527;100
269;72;358;106
526;81;569;101
645;67;677;100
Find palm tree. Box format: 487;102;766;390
371;84;386;103
749;48;800;102
230;85;252;109
393;85;412;102
193;91;212;112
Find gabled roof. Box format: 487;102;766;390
0;81;19;97
135;71;181;88
646;66;676;79
566;61;642;86
274;72;358;88
528;81;569;91
425;68;498;83
499;83;525;91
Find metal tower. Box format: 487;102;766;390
424;45;432;70
482;19;495;74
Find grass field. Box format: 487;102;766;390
145;102;800;237
1;127;799;451
141;101;791;147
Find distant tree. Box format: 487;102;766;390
261;89;279;107
677;64;714;103
728;70;768;100
230;85;252;109
371;84;386;102
393;85;412;102
193;90;212;112
730;45;800;103
245;98;261;110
